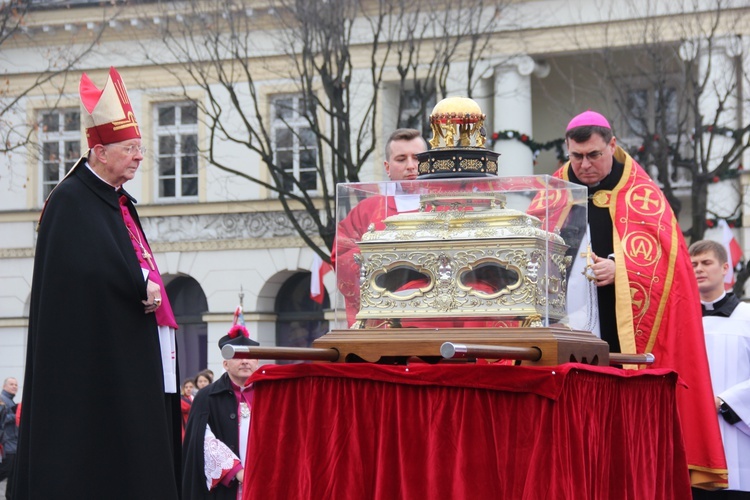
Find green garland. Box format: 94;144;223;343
631;134;744;183
490;128;744;226
701;124;743;139
489;130;567;162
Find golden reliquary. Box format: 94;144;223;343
353;190;572;328
418;96;498;178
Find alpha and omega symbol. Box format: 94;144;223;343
626;184;665;216
621;232;661;266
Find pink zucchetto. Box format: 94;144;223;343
566;110;611;131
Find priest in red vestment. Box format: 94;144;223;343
548;110;727;489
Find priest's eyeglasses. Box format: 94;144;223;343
569;149;604;163
112;144;147;156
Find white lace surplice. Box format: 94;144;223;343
203;424;240;491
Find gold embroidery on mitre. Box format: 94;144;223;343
112;111;140;135
114;79;131;105
591;190;611;208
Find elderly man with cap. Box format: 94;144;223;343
182;323;260;500
13;67;180;499
545;110;727;490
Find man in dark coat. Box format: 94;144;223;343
13;67;181;499
0;377;19;500
183;324;259;500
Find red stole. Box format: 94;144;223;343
118;195;178;329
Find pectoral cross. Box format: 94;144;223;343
581;244;596;282
126;225;156;271
140;244;155;271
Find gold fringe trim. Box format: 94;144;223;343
690;467;729;490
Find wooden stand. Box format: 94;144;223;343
312;326;610;366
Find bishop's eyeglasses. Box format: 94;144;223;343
568;149;604;163
111;144;147;156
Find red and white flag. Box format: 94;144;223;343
233;305;245;326
719;219;743;290
310;253;333;304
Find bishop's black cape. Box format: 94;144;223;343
183;372;242;500
13;159;181;499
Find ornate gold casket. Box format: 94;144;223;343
354;190;571;327
332;174;588;331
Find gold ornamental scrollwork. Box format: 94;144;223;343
432;159;455;172
459;158;484;173
354;190;571;324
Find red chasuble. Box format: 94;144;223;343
545;146;727;489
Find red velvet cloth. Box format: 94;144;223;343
243;363;691;500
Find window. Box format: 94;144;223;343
154;102;199;199
398;87;436;140
624;86;679;137
622;84;690;189
39;108;81;198
274;272;329;365
271;95;317;193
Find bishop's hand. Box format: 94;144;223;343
590;253;615;286
143;279;162;313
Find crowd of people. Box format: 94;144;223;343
180;369;215;440
1;61;746;498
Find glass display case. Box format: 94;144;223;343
332;175;591;332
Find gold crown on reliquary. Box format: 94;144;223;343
418;96;499;178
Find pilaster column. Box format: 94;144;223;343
492;56;549;176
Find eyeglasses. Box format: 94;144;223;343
110;144;147;156
569;149;605;163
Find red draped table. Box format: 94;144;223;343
243;363;690;499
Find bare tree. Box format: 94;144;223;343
599;2;749;292
392;0;503;133
0;1;111;158
541;1;749;289
600;2;749;243
140;0;504;261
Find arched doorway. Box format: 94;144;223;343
165;275;208;381
275;272;329;365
